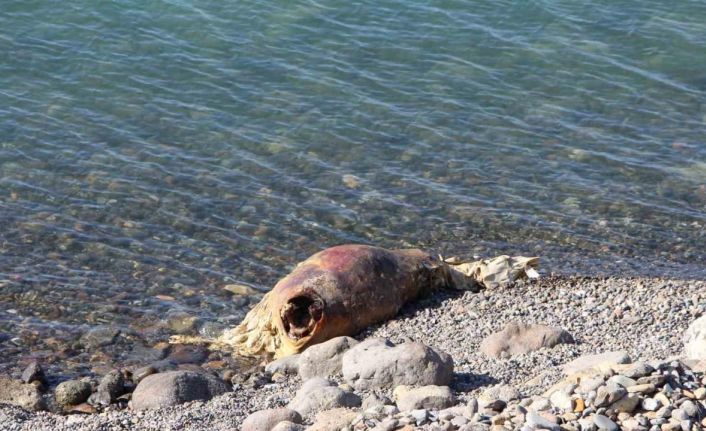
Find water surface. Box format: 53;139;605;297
1;0;705;373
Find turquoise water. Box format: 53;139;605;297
1;1;705;371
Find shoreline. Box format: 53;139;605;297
2;275;706;430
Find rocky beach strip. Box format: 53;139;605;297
2;276;706;431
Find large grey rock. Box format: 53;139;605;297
299;336;358;379
341;338;453;390
480;322;573;358
562;351;631;375
55;380;92;407
684;315;706;360
265;354;301;376
394;385;455;412
241;408;302;431
287;378;361;416
0;377;45;411
131;370;229;410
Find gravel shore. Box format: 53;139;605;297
1;275;705;431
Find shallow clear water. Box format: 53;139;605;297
1;1;705;372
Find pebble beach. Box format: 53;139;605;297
3;275;706;431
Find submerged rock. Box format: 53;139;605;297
80;325;120;349
131;370;229;410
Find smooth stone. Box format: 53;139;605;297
684;315;706;360
479;384;521;408
307;408;359;431
562;352;631;375
372;418;399;431
467;397;479;417
549;390;574;411
480;322;573;358
530;397;551;411
131;370;229;410
288;379;361;416
693;388;706;400
608;393;640;413
362;393;392;411
133;365;158;384
680;400;698;417
593;414;619;431
526;411;560;431
55;380;92;407
621;418;646;431
394;385;455;411
608;375;637;388
299;336;358;380
451;416;469;427
410;409;428;425
299;377;334;393
660;422;682;431
628;384;656;394
241;408;302;431
271;421;306;431
671;408;688;421
623;362;655;379
578;377;605;394
265;354;301;376
0;376;45;411
341;338;453;390
578;417;597;431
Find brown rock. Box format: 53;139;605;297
242;408;302;431
307;408;358;431
0;376;45;411
480;322;573;358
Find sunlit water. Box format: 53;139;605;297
1;0;705;374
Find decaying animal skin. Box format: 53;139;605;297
172;244;538;359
